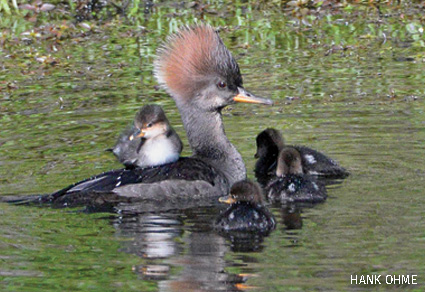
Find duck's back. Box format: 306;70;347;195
29;158;228;209
215;203;276;233
266;174;327;203
255;145;348;185
293;145;349;178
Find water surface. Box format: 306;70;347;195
1;2;425;291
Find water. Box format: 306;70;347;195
1;2;425;291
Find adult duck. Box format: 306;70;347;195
15;25;273;208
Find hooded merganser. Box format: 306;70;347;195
24;24;273;208
255;128;349;186
266;147;327;203
214;180;276;233
154;25;273;186
110;105;183;168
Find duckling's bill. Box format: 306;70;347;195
218;195;236;204
129;129;145;141
233;87;273;105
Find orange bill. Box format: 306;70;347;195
218;195;236;204
233;87;273;105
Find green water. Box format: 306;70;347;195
1;1;425;291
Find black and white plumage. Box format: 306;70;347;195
214;180;276;233
26;158;228;209
255;128;349;186
110;105;183;169
265;148;327;203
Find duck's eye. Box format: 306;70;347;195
217;81;227;89
147;123;153;128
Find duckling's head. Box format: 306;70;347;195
219;180;264;205
255;128;285;159
130;105;170;140
276;147;303;176
154;24;272;111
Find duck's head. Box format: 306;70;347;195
130;105;170;140
219;180;264;205
154;24;273;111
276;147;303;177
255;128;285;159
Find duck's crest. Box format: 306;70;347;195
154;24;241;101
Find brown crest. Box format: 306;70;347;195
154;24;240;101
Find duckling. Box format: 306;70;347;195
266;147;327;203
214;180;276;233
111;105;183;168
255;128;349;186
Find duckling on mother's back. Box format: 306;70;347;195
111;104;183;169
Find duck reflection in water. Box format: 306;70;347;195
281;204;303;230
113;209;258;291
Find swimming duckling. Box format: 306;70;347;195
111;105;183;168
215;180;276;233
266;147;327;203
255;128;349;185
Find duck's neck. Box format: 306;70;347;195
177;101;246;186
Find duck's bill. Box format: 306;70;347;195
218;195;236;204
233;87;273;105
129;129;145;141
235;283;258;290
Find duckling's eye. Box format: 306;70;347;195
147;123;153;128
217;81;227;89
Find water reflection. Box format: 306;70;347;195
109;201;324;290
115;214;184;259
280;204;303;230
107;188;333;289
112;208;263;291
222;232;269;253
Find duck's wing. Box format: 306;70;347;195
168;127;183;153
111;125;146;167
8;157;228;210
293;145;349;178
